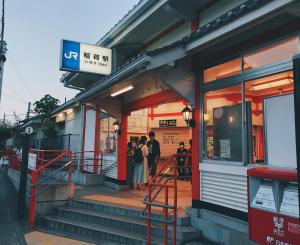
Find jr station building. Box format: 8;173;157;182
48;0;299;244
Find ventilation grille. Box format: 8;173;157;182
201;170;248;212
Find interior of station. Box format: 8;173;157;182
94;99;193;210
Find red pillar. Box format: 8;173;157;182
80;105;87;172
117;114;128;181
94;108;99;174
192;76;200;200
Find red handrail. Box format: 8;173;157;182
29;149;72;228
73;150;103;175
146;153;192;245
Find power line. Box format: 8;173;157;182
4;82;27;101
2;93;28;104
6;50;36;101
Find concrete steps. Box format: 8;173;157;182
38;199;201;244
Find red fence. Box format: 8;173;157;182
28;149;73;227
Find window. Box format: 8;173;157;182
99;116;117;155
203;37;299;84
203;85;243;163
244;71;294;164
204;58;241;83
243;37;299;70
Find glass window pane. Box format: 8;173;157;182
245;71;294;164
243;37;299;70
204;58;241;83
99;117;117;155
108;117;117;155
203;85;243;162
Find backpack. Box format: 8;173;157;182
134;145;144;164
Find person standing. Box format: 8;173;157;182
133;136;149;190
147;131;160;178
185;139;192;179
176;141;187;178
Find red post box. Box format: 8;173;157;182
248;167;299;245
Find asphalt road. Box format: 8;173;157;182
0;171;27;245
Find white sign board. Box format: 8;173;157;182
251;185;276;211
220;139;231;158
280;187;299;218
60;39;112;75
28;153;37;170
264;94;297;168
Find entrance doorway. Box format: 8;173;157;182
125;100;193;209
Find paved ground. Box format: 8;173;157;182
0;171;27;245
25;231;95;245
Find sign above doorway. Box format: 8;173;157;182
159;119;177;128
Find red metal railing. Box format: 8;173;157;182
28;149;73;227
8;155;21;171
73;150;103;175
143;153;192;245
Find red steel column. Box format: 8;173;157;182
81;105;87;172
117;114;128;181
192;75;200;200
94;108;99;174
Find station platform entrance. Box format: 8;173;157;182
74;178;192;216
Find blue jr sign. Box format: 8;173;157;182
60;40;112;75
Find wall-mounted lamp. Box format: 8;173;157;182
113;121;121;136
204;113;209;122
181;106;195;128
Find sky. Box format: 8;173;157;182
0;0;138;122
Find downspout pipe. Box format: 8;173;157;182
292;53;300;218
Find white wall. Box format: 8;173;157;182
145;21;191;51
83;109;96;172
64;108;82;135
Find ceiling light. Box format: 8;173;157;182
252;79;292;91
111;85;134;97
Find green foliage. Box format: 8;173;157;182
33;94;60;138
33;94;60;119
0;121;13;142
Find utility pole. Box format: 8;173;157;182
26;102;31;119
0;0;6;104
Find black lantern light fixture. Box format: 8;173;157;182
181;106;195;128
113;121;121;136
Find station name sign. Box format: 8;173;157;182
60;39;112;75
159;119;177;128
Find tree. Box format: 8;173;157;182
33;95;60;138
0;121;13;151
33;94;59;119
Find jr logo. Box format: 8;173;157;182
64;51;78;60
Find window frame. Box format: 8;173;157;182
98;113;117;156
200;34;299;166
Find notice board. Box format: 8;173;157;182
264;94;296;168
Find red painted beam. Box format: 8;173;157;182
192;75;200;200
123;90;180;113
147;112;182;118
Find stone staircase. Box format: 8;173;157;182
37;199;201;245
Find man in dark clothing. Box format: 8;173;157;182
176;141;188;178
147;131;160;178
